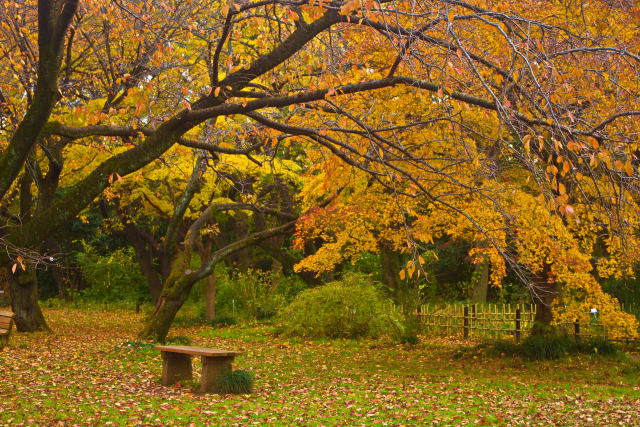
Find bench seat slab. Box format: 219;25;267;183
161;352;193;386
154;345;237;357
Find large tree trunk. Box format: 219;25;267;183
10;267;49;332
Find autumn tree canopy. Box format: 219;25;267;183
1;0;639;336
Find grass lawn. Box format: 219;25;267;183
1;307;639;425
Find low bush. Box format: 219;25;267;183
278;272;392;339
173;302;207;327
217;370;254;394
228;269;306;320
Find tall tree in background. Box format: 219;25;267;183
0;0;639;337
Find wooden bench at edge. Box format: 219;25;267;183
154;345;239;393
0;311;16;348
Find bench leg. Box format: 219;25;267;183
200;356;233;393
161;352;193;386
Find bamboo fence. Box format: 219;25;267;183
415;303;535;340
400;302;639;342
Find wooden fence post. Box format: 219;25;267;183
574;320;580;344
515;309;521;343
463;305;469;339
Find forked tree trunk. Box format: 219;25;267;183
9;267;49;332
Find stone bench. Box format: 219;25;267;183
154;345;239;393
0;311;15;349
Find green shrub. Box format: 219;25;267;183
230;269;305;320
278;272;392;339
587;338;617;355
217;370;254;394
172;301;207;326
398;334;419;345
74;241;147;303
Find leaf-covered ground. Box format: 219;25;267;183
1;308;640;425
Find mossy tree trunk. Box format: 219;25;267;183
9;267;49;332
0;1;78;332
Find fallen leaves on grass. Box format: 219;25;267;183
1;308;639;425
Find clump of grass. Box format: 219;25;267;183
217;370;254;394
